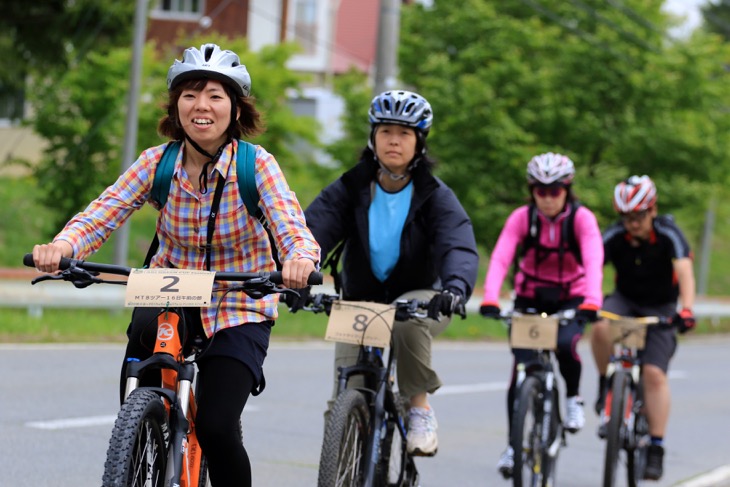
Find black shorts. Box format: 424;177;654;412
126;307;273;394
601;291;677;373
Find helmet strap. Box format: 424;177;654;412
183;134;230;193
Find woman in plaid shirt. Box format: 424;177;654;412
30;43;320;486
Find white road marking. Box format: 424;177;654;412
435;382;507;395
27;405;262;430
26;415;117;430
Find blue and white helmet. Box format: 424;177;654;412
167;43;251;97
526;152;576;185
368;90;433;135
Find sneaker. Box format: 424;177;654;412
564;396;585;433
497;446;514;479
406;407;438;456
644;444;664;480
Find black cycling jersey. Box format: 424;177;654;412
603;215;691;305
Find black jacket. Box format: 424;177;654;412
305;155;479;304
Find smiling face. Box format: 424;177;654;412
176;80;239;153
373;124;418;175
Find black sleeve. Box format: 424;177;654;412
304;177;352;261
429;183;480;299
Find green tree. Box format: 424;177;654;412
28;34;324;229
701;0;730;41
0;0;134;118
396;0;730;247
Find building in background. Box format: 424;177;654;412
0;0;401;173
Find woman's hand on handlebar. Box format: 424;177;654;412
281;257;317;289
31;241;73;274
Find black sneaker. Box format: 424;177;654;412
594;389;606;416
644;444;664;480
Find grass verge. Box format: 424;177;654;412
1;307;728;343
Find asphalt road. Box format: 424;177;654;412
1;335;729;487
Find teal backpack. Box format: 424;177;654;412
144;139;281;268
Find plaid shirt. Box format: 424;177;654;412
55;140;320;336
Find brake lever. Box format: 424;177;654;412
30;267;103;289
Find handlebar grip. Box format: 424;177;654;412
267;271;324;286
23;253;78;271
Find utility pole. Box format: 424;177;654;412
373;0;401;95
113;0;148;266
698;196;716;296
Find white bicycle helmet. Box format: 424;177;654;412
613;175;657;213
526;152;576;185
368;90;433;134
167;43;251;97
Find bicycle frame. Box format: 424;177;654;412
505;310;572;487
599;314;668;487
24;253;322;487
514;349;564;460
308;295;426;487
334;344;414;486
122;309;204;487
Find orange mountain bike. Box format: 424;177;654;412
24;254;321;487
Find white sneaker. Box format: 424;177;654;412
564;396;585;433
406;407;438;456
497;446;514;479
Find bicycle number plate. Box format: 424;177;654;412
609;319;648;349
125;268;216;307
510;315;559;350
325;300;395;348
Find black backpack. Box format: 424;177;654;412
518;202;583;264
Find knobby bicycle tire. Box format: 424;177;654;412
375;392;418;487
511;375;543;487
318;389;371;487
603;370;630;487
539;387;561;487
627;381;649;487
102;389;169;487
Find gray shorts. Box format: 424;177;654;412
602;291;677;373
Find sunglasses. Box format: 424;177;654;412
621;210;649;223
533;186;566;198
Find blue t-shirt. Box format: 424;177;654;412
369;182;413;282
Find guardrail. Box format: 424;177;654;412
3;268;730;319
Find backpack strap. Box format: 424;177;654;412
235;141;281;269
564;201;582;264
151;141;181;208
236;140;264;224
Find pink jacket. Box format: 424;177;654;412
481;203;603;308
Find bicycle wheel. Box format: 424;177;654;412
375;392;419;486
627;383;649;487
318;389;371;487
540;387;561;487
603;370;630;487
511;376;544;487
102;389;169;487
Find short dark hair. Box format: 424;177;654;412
157;79;265;140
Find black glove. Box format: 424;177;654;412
282;286;311;313
427;290;466;320
575;306;598;326
674;308;696;334
479;304;501;319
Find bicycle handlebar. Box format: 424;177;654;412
299;293;430;319
23;253;323;286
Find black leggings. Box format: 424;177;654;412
120;308;255;487
196;356;254;487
